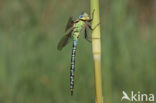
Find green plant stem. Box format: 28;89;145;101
90;0;104;103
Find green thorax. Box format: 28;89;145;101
72;20;85;41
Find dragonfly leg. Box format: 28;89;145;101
87;9;95;22
87;23;100;31
84;28;92;42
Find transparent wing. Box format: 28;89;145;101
57;30;72;51
65;17;73;32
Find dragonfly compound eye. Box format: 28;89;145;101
79;15;83;19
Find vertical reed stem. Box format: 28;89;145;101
90;0;104;103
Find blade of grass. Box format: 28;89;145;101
90;0;104;103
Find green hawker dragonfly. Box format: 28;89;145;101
57;10;99;95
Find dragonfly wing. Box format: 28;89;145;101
57;30;73;51
65;17;73;32
84;28;92;43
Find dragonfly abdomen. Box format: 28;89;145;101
70;41;77;95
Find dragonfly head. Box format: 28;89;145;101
79;12;90;21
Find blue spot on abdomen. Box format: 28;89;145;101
74;41;77;46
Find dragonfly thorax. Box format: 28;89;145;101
72;20;85;41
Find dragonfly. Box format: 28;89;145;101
57;10;99;95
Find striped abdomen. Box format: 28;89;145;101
70;41;77;95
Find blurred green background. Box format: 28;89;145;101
0;0;156;103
